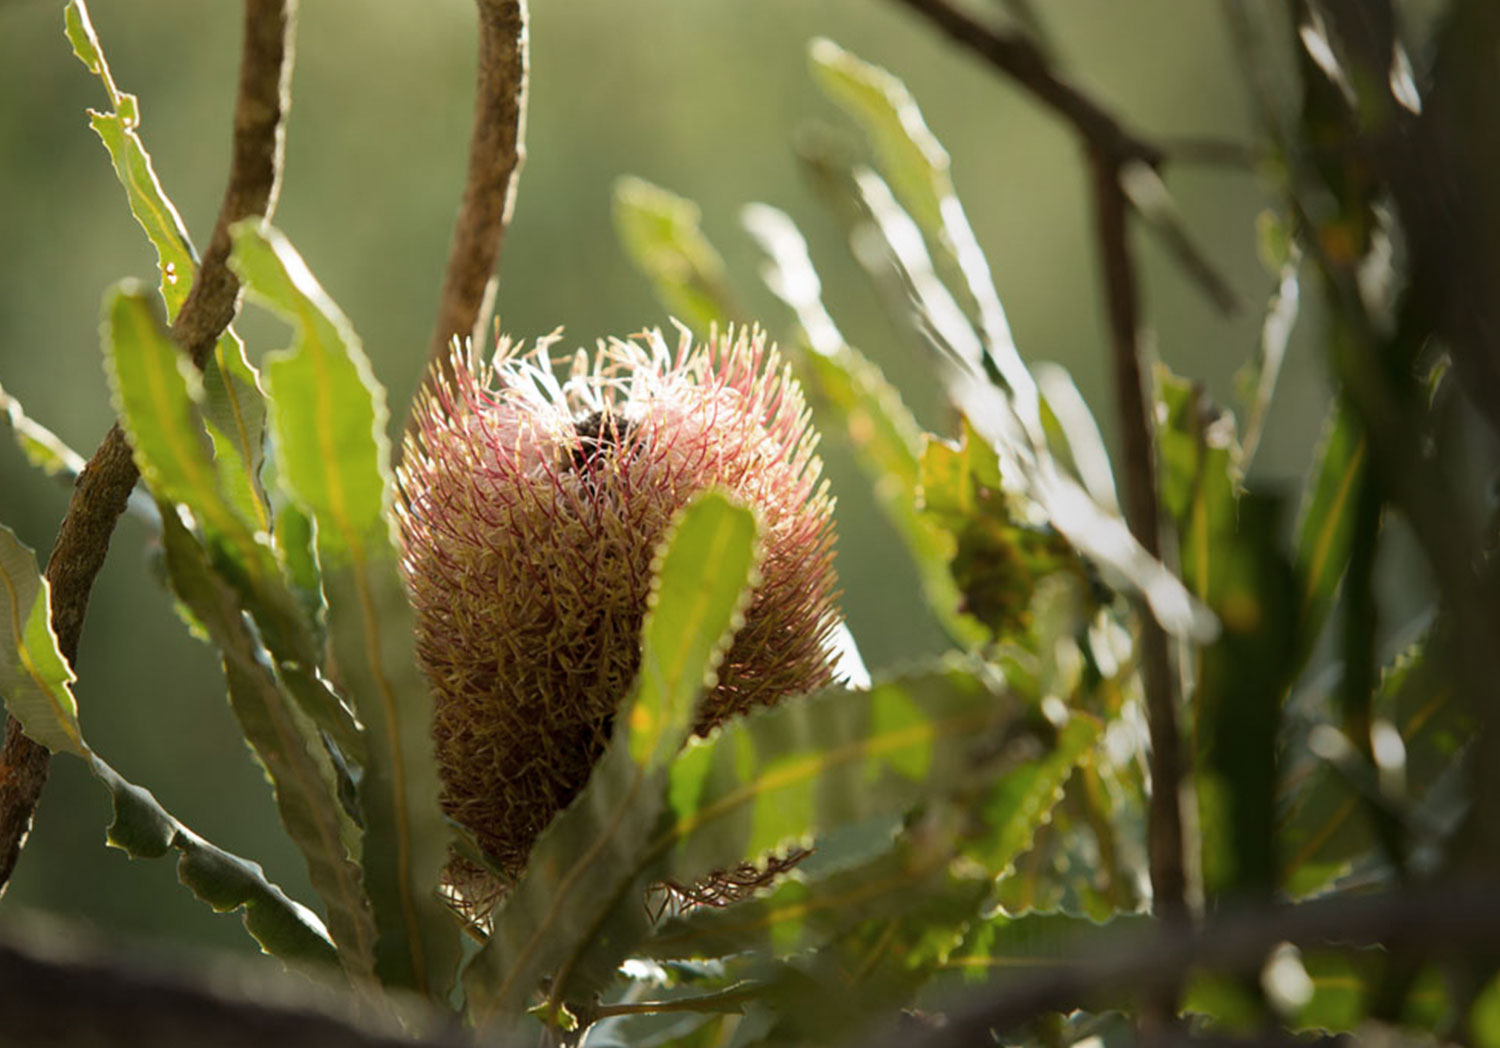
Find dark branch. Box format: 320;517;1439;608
0;0;296;894
888;0;1163;168
870;882;1500;1048
428;0;529;375
0;928;482;1048
1089;149;1188;927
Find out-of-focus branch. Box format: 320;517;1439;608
0;0;296;895
1089;147;1187;928
0;931;480;1048
889;0;1162;167
427;0;529;376
892;0;1192;926
866;882;1500;1048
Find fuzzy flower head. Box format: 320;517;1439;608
397;325;840;889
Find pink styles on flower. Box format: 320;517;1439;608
396;325;841;906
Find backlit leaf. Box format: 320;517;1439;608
614;177;739;336
0;526;86;756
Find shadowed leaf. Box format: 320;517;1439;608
88;753;338;967
231;221;459;998
1293;397;1365;667
156;505;378;986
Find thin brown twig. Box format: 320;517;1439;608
0;0;296;894
427;0;529;378
1089;147;1188;927
889;0;1239;318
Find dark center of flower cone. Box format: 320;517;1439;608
566;409;636;474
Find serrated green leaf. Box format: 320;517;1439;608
156;505;377;984
102;285;233;527
230;221;457;998
102;284;348;751
465;494;760;1026
646;713;1097;965
660;662;1010;887
1293;397;1365;665
631;492;760;768
87;752;337;967
66;1;195;318
68;2;270;530
0;526;86;757
613;177;739;336
966;714;1103;874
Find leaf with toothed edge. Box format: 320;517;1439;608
156;504;378;986
89;753;339;968
229;220;460;999
101;284;358;757
67;0;270;536
0;525;335;965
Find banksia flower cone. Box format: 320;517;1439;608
397;326;840;905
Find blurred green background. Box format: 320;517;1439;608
0;0;1325;963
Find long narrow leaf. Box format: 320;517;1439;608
229;221;459;998
88;753;337;967
1293;397;1365;665
157;505;378;984
613;177;739;335
465;493;760;1027
102;284;353;753
67;0;268;533
808;39;1037;422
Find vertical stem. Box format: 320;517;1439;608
1089;148;1188;925
427;0;529;378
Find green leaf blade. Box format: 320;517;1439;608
67;1;196;318
613;177;738;335
231;221;457;997
465;493;761;1025
157;506;377;982
87;753;338;968
631;492;760;769
0;527;86;757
